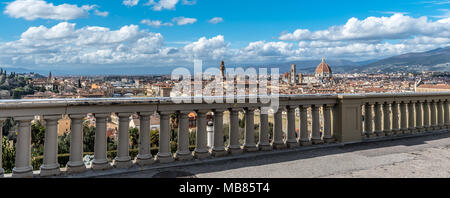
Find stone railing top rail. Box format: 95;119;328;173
0;92;450;108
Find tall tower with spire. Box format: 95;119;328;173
220;60;225;78
48;72;53;83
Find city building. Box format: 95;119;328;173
290;64;297;85
315;58;332;82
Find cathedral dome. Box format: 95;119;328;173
315;58;332;74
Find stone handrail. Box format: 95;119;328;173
0;92;449;177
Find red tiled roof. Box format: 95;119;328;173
418;84;450;89
315;58;332;74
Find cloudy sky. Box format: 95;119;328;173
0;0;449;74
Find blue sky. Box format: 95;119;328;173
0;0;449;74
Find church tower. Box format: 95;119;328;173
220;60;225;78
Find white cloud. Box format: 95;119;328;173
123;0;139;7
1;13;449;70
94;10;109;17
279;14;450;41
181;0;197;5
184;35;229;59
141;19;174;28
3;0;104;21
0;22;166;66
208;17;224;24
145;0;179;11
172;16;197;25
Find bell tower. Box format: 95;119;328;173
220;60;225;78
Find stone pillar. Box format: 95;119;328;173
423;100;431;131
383;102;392;136
286;106;298;148
194;110;210;158
135;112;154;166
157;111;174;163
91;113;112;170
364;103;374;137
0;119;5;177
445;100;450;128
299;105;311;146
311;105;323;144
40;115;61;176
400;102;409;134
374;102;384;137
323;104;334;143
212;109;227;157
67;114;86;173
334;96;362;143
258;109;272;151
272;107;287;149
416;101;424;132
438;100;445;129
431;100;438;130
113;113;133;168
408;101;416;133
392;102;401;134
175;111;193;160
244;108;258;152
12;116;34;178
228;108;242;154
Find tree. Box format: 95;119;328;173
83;124;96;153
2;137;15;173
150;129;159;147
58;132;71;154
129;128;139;149
31;121;46;155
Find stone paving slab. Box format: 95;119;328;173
99;131;450;178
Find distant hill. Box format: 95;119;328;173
352;46;450;73
240;59;378;74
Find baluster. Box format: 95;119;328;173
12;116;34;178
194;110;210;158
174;111;193;160
374;102;384;137
67;114;86;173
392;102;401;135
331;104;338;142
400;102;409;134
135;112;154;165
299;105;311;146
445;100;450;129
431;100;438;130
286;106;298;148
383;102;392;136
323;104;334;143
113;113;133;168
228;108;243;154
244;107;258;152
157;111;175;163
91;113;112;170
212;109;227;157
272;107;287;149
311;105;323;144
438;100;445;129
423;100;431;131
40;115;61;176
408;101;416;134
0;119;5;177
416;101;424;132
364;103;374;137
258;108;272;151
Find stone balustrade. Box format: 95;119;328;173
0;93;449;178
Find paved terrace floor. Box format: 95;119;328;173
95;131;450;178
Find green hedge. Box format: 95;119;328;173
30;145;197;170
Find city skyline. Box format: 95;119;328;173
0;0;449;74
